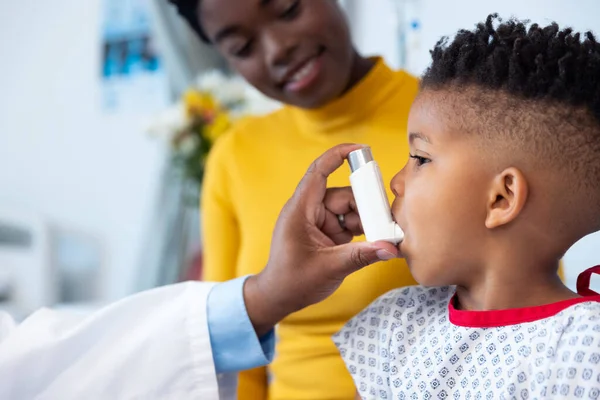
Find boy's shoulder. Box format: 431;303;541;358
359;285;453;318
333;285;453;343
554;299;600;343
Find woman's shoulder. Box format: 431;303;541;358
228;106;293;138
393;68;420;84
210;106;294;155
390;68;420;97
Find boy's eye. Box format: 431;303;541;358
280;0;301;20
409;154;431;167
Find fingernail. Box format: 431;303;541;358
376;249;397;260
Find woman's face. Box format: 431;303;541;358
199;0;356;109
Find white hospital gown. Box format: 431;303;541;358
334;285;600;400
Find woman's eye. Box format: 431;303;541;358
280;0;301;20
409;154;431;167
232;41;253;58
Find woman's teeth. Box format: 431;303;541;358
290;59;316;82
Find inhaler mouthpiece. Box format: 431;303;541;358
347;147;404;244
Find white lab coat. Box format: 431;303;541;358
0;281;228;400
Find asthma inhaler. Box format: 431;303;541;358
347;147;404;244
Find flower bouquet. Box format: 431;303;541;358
147;71;279;193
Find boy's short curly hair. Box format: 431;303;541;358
168;0;209;43
420;15;600;222
422;14;600;123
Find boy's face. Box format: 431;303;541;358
199;0;355;109
390;92;493;286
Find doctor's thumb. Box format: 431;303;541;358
325;241;400;276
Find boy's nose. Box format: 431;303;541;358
390;167;407;198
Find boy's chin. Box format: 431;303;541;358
410;263;451;287
402;246;452;287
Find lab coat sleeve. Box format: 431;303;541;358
207;276;275;372
0;281;220;400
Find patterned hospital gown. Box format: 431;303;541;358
334;284;600;400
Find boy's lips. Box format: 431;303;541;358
392;216;405;250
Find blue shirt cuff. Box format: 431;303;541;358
206;276;275;373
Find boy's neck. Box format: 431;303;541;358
455;249;579;311
455;277;578;311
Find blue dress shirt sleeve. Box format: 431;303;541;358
206;276;275;373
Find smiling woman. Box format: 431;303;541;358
199;0;372;109
168;0;420;399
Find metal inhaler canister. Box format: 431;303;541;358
347;147;404;244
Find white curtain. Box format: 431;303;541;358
135;1;229;291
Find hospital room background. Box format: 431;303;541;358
1;0;599;320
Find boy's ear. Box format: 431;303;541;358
485;167;528;229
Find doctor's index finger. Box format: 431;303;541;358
294;144;364;207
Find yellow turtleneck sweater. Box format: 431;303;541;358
201;59;419;399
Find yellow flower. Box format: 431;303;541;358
204;112;231;143
183;89;217;118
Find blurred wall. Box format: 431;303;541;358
1;0;598;303
0;0;166;301
350;0;600;289
352;0;600;74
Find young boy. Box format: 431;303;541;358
334;15;600;399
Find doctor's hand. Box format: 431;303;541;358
244;144;399;336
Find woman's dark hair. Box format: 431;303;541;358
168;0;210;43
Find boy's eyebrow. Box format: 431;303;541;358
409;132;431;144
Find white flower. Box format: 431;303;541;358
213;76;249;106
145;102;189;141
196;70;228;94
148;71;281;140
196;71;263;108
178;134;200;156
